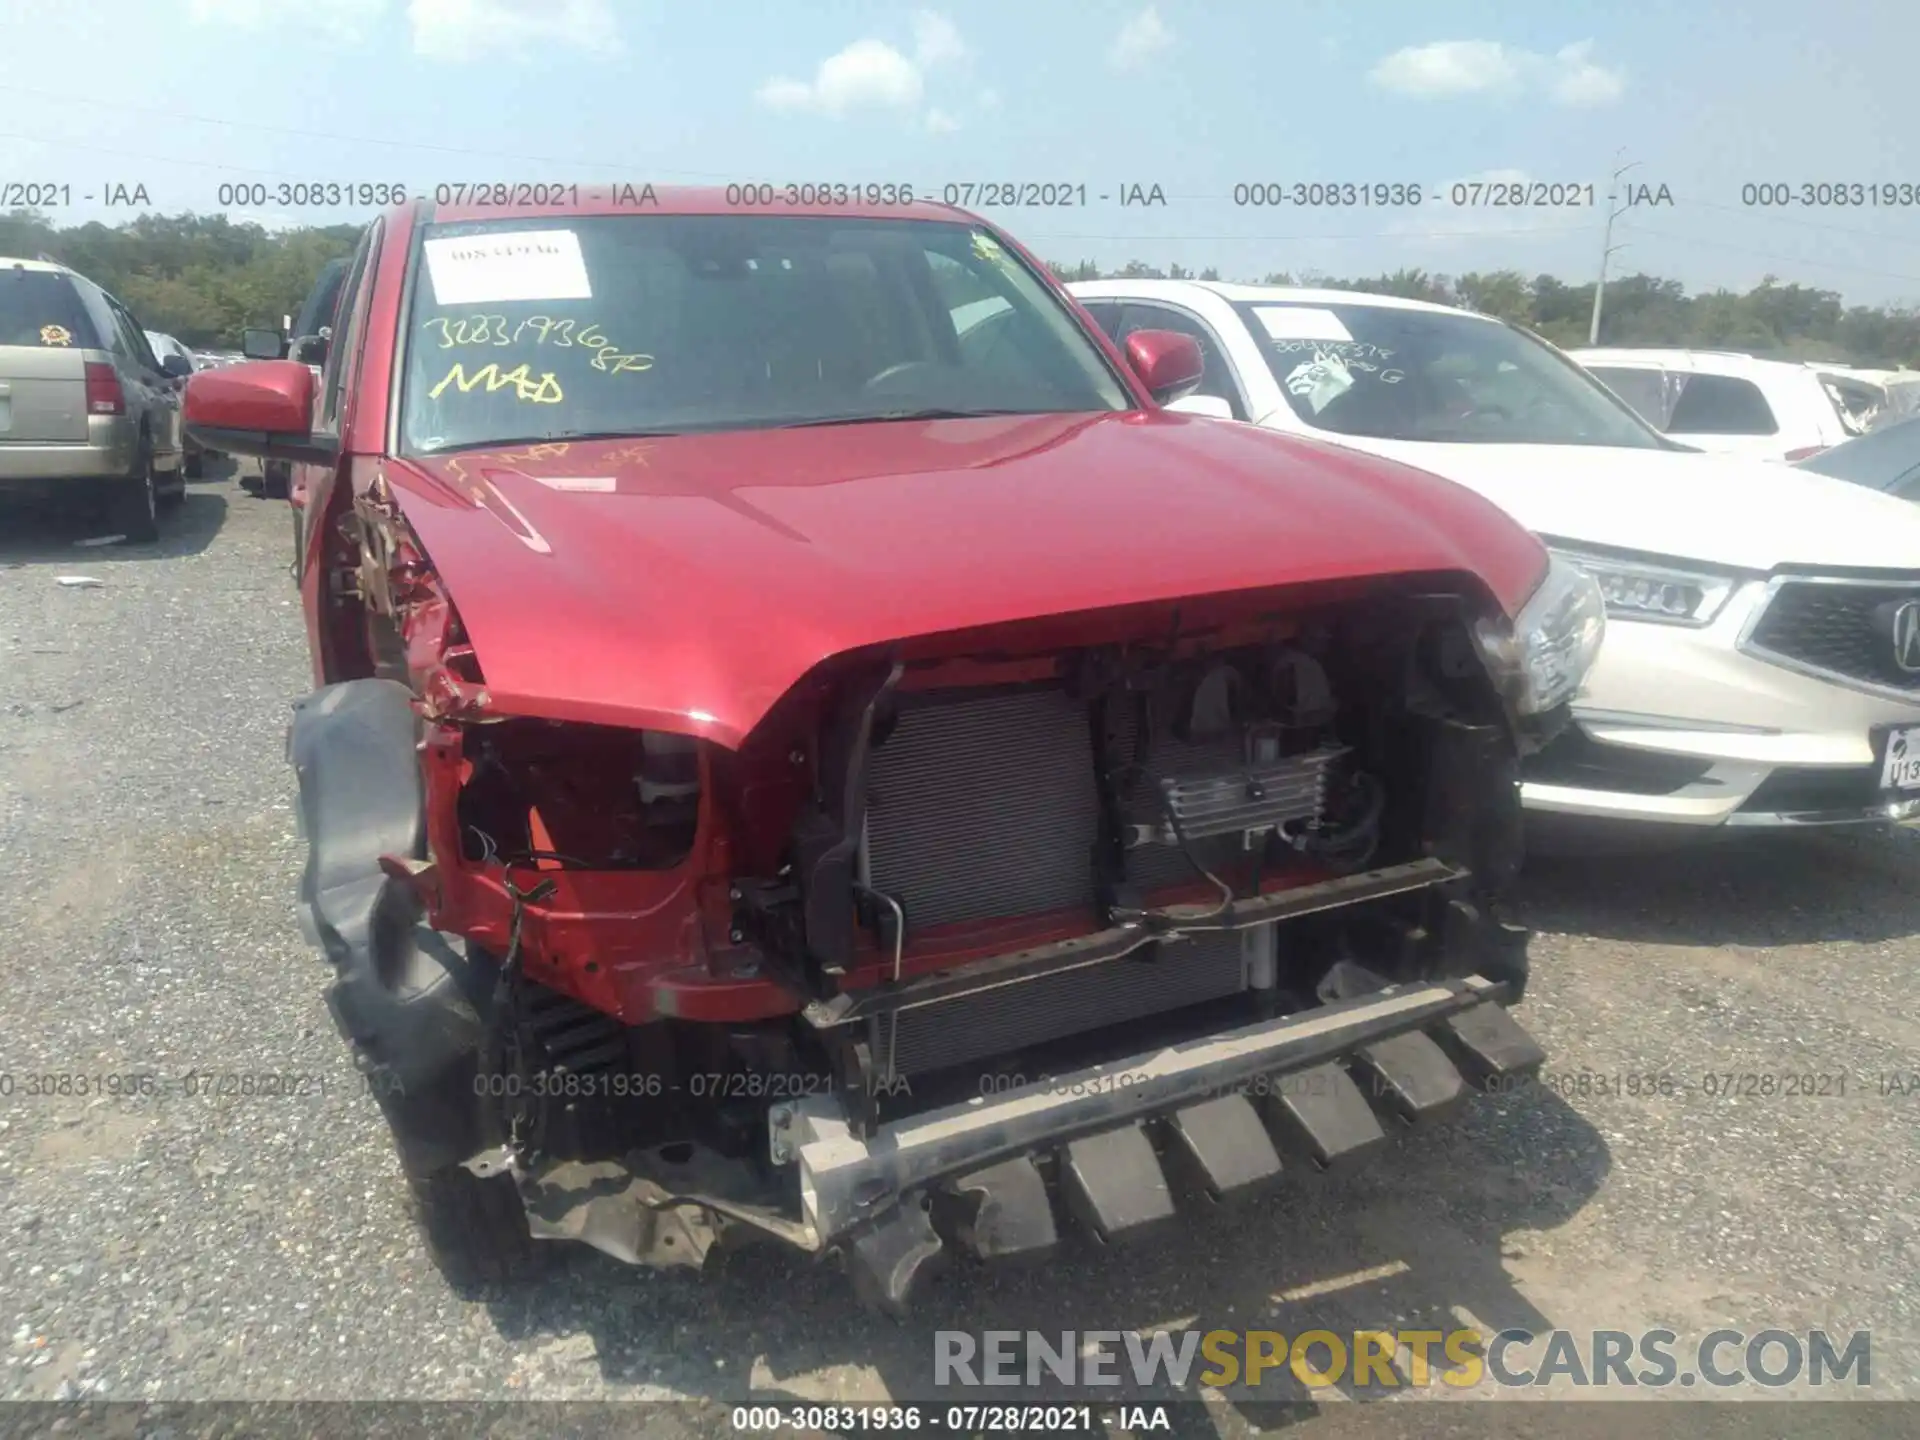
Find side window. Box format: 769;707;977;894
1114;303;1248;418
74;282;129;359
1668;374;1779;435
318;222;381;433
109;301;160;371
1077;301;1122;338
1586;366;1675;429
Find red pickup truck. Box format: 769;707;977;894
185;191;1601;1309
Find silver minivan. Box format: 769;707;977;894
0;257;189;541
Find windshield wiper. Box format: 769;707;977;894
417;428;688;456
536;428;691;442
775;407;1039;429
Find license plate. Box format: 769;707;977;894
1880;725;1920;791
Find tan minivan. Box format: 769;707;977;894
0;257;189;542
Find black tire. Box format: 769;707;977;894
106;435;160;543
183;448;205;480
260;460;291;500
405;1161;548;1290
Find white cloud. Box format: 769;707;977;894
912;11;968;67
186;0;386;40
757;16;968;118
408;0;620;60
1550;41;1626;106
1108;6;1172;70
756;38;924;114
1369;38;1624;106
925;108;960;133
1368;39;1522;97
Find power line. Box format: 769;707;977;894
7;84;1920;255
1680;197;1920;249
0;130;296;177
0;85;727;180
1623;225;1920;286
3;123;1913;288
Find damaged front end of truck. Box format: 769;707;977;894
292;477;1602;1309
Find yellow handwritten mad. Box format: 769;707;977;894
429;362;563;405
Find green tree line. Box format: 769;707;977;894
6;208;1917;366
1;210;361;348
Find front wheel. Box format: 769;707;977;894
405;1161;549;1291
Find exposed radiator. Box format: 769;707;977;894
874;930;1249;1076
864;688;1102;929
863;685;1344;921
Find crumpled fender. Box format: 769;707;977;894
289;677;494;1173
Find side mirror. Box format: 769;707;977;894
1164;394;1234;420
290;333;330;367
183;360;335;466
241;327;286;360
160;352;193;380
1124;329;1205;405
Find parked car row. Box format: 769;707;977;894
167;191;1920;1312
0;247;343;535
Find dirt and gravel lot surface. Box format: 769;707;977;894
1;467;1917;1433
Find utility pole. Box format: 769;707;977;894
1588;151;1640;345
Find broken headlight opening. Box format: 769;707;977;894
1548;546;1738;627
1473;552;1606;715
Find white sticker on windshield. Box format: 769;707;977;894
1253;306;1353;343
1286;352;1356;414
423;230;593;305
525;476;617;493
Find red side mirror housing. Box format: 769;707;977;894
184;360;335;465
1125;329;1205;405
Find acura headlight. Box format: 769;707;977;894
1550;547;1736;626
1473;553;1607;715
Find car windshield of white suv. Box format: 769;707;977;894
1233;301;1667;448
400;216;1131;453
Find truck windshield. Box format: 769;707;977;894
1233;300;1667;449
398;215;1131;453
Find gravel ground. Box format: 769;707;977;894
2;467;1917;1433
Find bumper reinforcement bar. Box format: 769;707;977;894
778;972;1540;1309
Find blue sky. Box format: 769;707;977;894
2;0;1918;304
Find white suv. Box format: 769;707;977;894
1567;347;1859;462
1068;279;1920;832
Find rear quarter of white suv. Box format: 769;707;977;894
1569;348;1855;463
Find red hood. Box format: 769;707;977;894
387;412;1545;747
